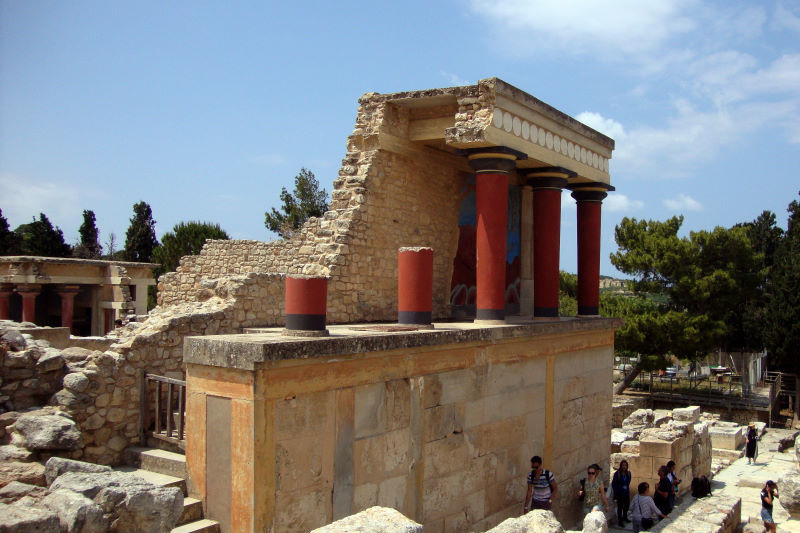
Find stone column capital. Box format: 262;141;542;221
57;285;81;295
16;284;41;295
466;146;527;173
570;182;614;203
523;167;575;189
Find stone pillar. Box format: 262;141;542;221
467;147;525;323
570;185;610;316
525;168;575;318
58;285;81;332
18;285;41;324
520;185;534;316
0;285;12;320
397;247;434;327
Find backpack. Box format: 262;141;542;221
691;475;712;498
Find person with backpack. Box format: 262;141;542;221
631;482;668;533
523;455;558;512
611;459;632;525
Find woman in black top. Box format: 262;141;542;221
653;466;672;515
612;460;632;525
746;422;758;464
761;480;778;533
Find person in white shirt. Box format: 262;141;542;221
631;482;668;533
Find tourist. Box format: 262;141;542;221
653;465;672;515
631;482;668;533
611;459;632;525
579;463;609;516
666;460;681;510
523;455;558;512
761;480;778;533
746;422;759;464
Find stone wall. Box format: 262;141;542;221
183;319;618;532
158;88;480;325
1;274;285;465
611;406;713;502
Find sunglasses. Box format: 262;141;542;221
588;471;597;475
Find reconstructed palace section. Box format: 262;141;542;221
0;257;156;336
183;318;618;533
159;77;615;323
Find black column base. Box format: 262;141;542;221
476;308;505;321
578;306;599;316
533;307;559;318
398;311;432;325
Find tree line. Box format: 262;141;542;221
588;191;800;388
0;202;229;276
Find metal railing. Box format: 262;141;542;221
139;371;186;450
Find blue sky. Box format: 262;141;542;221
2;1;799;276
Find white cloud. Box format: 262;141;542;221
575;112;626;142
605;194;644;212
775;3;800;32
0;173;80;231
664;194;702;211
440;71;470;86
469;0;697;65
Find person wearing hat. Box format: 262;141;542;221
746;422;758;464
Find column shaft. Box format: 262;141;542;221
475;172;508;321
533;188;562;317
19;287;40;324
520;186;534;316
58;286;81;332
572;188;608;316
0;290;12;320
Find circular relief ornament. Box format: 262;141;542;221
568;142;575;158
553;135;561;153
493;109;504;128
581;147;587;163
546;132;553;149
604;158;610;172
538;128;546;146
593;153;599;168
513;116;521;136
561;138;568;155
503;112;513;132
521;121;530;140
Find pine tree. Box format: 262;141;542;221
0;208;22;255
123;202;159;262
14;213;72;257
152;221;229;274
74;209;103;259
264;168;329;238
764;194;800;375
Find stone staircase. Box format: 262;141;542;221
121;447;219;533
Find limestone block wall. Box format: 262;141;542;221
158;90;473;325
1;274;285;465
611;407;712;503
183;320;618;533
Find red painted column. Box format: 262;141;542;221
284;275;329;336
0;286;12;320
58;285;81;332
398;247;434;326
526;168;574;318
468;148;524;323
571;186;609;316
18;285;41;324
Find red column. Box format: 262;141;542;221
468;148;524;323
398;247;433;326
18;285;41;324
284;276;329;336
0;286;12;320
58;285;81;332
571;186;609;316
526;168;574;318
